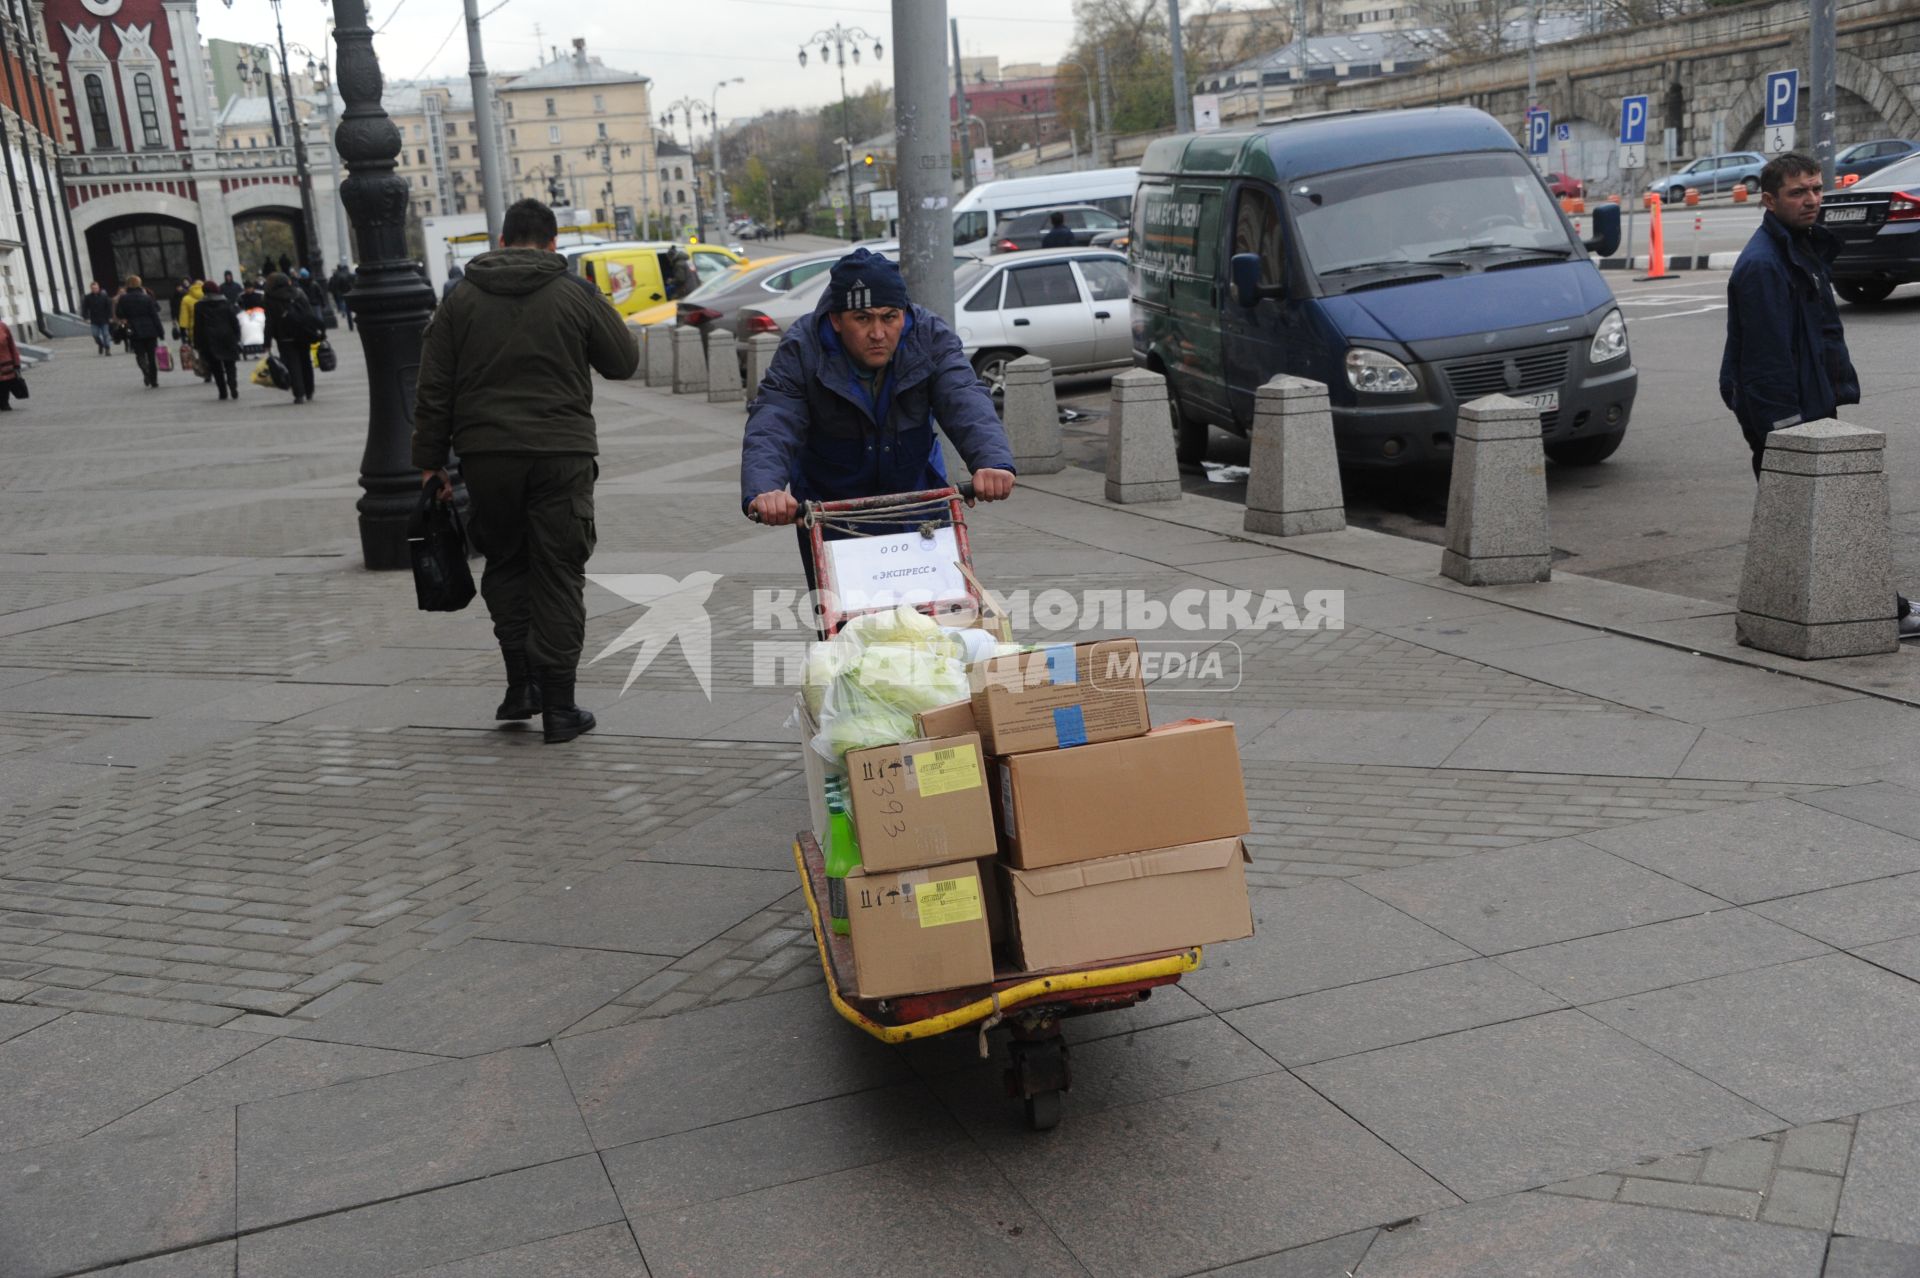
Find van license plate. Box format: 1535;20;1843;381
1520;391;1560;412
1824;207;1869;223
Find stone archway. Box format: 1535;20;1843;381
1719;48;1920;155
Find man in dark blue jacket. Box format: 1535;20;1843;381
741;249;1016;560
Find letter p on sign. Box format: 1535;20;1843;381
1766;69;1799;128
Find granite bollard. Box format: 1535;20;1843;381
672;326;707;394
643;325;673;386
746;333;780;401
1736;420;1897;659
1440;394;1552;585
1243;375;1344;536
1104;369;1182;504
706;331;743;403
1003;355;1065;474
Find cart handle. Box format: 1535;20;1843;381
747;480;974;523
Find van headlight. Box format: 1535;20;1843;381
1589;309;1629;364
1345;348;1419;395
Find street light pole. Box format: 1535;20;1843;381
892;0;952;322
1057;60;1098;173
312;53;352;270
711;77;742;236
951;17;974;191
800;24;883;242
270;0;323;273
658;97;711;240
1168;0;1192;133
463;0;506;244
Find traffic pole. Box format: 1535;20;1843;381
892;0;955;324
464;0;506;245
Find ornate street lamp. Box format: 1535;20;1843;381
799;25;883;242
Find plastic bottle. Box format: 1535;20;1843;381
825;784;861;937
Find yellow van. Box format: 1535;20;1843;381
578;243;745;319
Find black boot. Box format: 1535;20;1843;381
494;647;542;720
539;668;595;744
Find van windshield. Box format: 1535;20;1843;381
1288;152;1574;288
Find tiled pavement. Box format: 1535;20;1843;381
9;335;1920;1276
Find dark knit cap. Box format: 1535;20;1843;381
827;248;910;312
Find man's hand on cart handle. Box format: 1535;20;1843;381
968;469;1015;504
748;491;801;525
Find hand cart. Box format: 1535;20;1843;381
771;484;1205;1130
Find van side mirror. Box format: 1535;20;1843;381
1230;252;1279;308
1583;204;1621;258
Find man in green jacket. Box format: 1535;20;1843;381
413;199;640;743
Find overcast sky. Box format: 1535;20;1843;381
196;0;1088;124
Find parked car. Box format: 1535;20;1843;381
951;166;1139;255
732;243;974;360
1820;151;1920;304
1544;171;1585;199
990;204;1131;253
1646;152;1765;201
676;249;839;348
953;248;1134;393
1134;106;1633;469
1837;138;1919;185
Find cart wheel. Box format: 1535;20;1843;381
1024;1089;1063;1131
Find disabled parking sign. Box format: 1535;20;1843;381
1619;95;1648;170
1526;109;1550;156
1765;69;1798;153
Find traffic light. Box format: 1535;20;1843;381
862;153;875;168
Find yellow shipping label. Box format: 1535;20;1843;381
914;876;984;928
911;744;982;798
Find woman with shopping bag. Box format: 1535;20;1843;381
113;277;165;389
192;279;243;401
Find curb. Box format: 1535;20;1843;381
1598;252;1740;272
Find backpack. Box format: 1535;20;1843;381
285;290;322;342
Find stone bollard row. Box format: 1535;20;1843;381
746;333;780;402
1003;355;1064;475
1243;376;1344;537
706;331;743;403
1736;421;1896;659
672;326;707;394
644;324;673;386
1105;369;1181;504
1441;394;1552;586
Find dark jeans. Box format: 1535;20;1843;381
461;453;597;672
90;322;112;352
208;359;237;398
276;340;314;399
335;298;354;331
131;338;158;386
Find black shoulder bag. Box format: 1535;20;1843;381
408;488;477;612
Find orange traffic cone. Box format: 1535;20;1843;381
1638;192;1668;281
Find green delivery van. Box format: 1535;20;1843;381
1131;106;1635;467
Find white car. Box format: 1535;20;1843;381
952;248;1133;394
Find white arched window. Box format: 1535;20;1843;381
133;73;162;148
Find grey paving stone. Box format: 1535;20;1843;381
0;1011;261;1151
1800;782;1920;839
1239;708;1488;767
395;1223;645;1278
179;682;373;723
1354;838;1723;955
898;983;1215;1082
1702;1136;1781;1191
1823;1236;1920;1278
1601;951;1920;1123
554;986;910;1148
83;1243;237;1277
1837;1101;1920;1246
1618;1177;1762;1217
1858;934;1920;983
1440;710;1703;778
0;1004;61;1044
1761;1167;1844;1230
96;1037;441;1139
1583;798;1920;905
603;1081;962;1218
974;1070;1456;1278
1494;909;1831;1005
236;1044;592;1230
1297;1009;1779;1200
1226;958;1563;1066
292;939;663;1057
1354;1192;1827;1277
0;1110;235;1278
477;861;796;956
1749;873;1920;950
629;1144;1086;1278
53;716;260;767
632;784;811;871
0;674;258;717
1674;730;1869;785
1196;1230;1376;1276
237;1154;622;1278
1782;1121;1855;1174
1182;880;1475;1013
1485;634;1855;725
1385;611;1600;658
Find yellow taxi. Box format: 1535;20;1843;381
578;242;746;320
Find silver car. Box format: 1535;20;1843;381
953;248;1133;393
1647;152;1766;201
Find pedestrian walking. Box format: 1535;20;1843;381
412;198;640;743
441;264;464;300
168;280;187;336
741;247;1016;609
1040;210;1075;247
0;318;20;411
328;263;355;332
192;280;243;402
263;272;321;404
81;282;114;355
297;268;330;324
114;276;165;388
1718;150;1912;634
219;271;243;304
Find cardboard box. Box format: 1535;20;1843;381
848;860;996;998
994;719;1249;869
969;638;1150;755
914;699;977;739
844;733;998;872
1003;837;1254;972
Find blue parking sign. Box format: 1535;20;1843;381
1765;69;1799;127
1526;109;1550;156
1620;95;1649;145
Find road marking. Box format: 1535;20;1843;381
1624;303;1727;322
1616;294;1723;307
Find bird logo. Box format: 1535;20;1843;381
584;572;722;698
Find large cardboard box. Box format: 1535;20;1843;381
1003;837;1254;972
993;719;1249;869
969;638;1149;755
844;733;998;872
848;859;996;998
914;698;978;740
